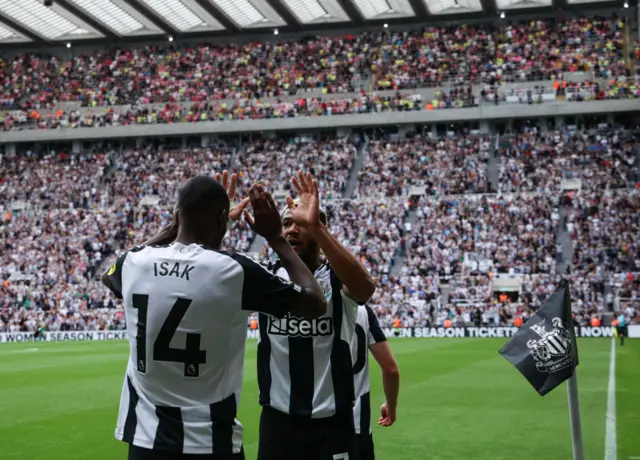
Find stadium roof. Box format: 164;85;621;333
0;0;628;45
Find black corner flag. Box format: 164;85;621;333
499;278;579;396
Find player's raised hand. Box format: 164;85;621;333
285;170;321;230
215;170;250;221
378;402;396;427
245;184;283;242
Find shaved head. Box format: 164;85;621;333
176;175;230;249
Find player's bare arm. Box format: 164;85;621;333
370;341;400;427
286;170;376;303
245;184;327;318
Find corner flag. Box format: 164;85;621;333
499;278;584;460
499;278;579;396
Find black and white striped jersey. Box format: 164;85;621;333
102;242;305;455
351;305;387;435
257;262;359;418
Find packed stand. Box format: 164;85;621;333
1;91;462;132
405;195;559;277
517;274;605;325
568;189;640;275
448;276;492;310
0;307;126;333
0;17;627;113
436;273;606;327
0;207;129;333
611;272;640;324
602;76;640;99
107;146;232;207
233;137;358;200
0;204;256;332
356;134;491;198
370;274;440;328
499;129;636;192
368;18;625;88
0;149;112;209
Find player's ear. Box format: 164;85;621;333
218;208;229;228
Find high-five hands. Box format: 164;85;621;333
244;184;283;243
215;170;250;222
285;170;322;230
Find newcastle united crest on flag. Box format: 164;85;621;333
527;317;573;374
499;279;579;396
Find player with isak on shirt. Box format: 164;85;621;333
102;173;328;460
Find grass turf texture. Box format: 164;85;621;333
1;338;638;460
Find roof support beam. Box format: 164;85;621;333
552;0;568;11
0;15;48;44
264;0;302;29
479;0;497;15
122;0;181;36
55;0;118;38
193;0;241;31
407;0;429;19
335;0;365;23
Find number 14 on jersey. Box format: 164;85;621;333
132;294;206;377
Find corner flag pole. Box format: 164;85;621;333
567;371;585;460
564;277;584;460
498;277;584;459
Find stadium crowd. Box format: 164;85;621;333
356;134;492;198
0;90;475;132
233;137;358;199
0;17;625;113
1;11;638;332
404;194;559;277
499;129;636;192
2;131;639;333
569;189;640;275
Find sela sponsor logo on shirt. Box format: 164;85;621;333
268;313;333;337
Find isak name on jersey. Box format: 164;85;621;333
153;261;195;280
268;313;333;337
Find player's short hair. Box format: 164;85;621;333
281;199;328;225
178;175;229;216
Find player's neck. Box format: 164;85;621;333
302;254;322;273
175;228;220;251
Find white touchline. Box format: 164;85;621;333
605;337;617;460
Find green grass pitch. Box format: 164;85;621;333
1;338;638;460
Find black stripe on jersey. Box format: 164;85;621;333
360;392;371;436
258;314;272;407
352;324;367;375
210;393;237;455
329;269;355;412
365;305;387;343
288;335;314;417
122;376;139;444
132;293;148;374
153;406;184;452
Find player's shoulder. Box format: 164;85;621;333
356;304;371;326
220;249;257;264
219;250;273;273
124;244;161;258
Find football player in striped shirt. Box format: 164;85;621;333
352;305;400;460
256;171;377;460
103;174;328;460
